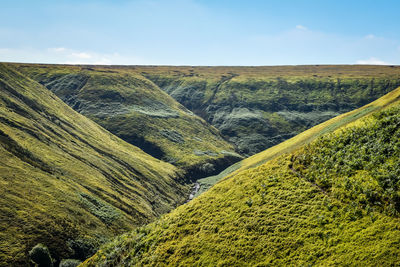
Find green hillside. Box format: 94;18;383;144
0;63;189;265
139;65;400;155
194;79;400;195
3;63;400;265
15;64;400;164
83;87;400;266
14;64;242;179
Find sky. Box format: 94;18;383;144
1;0;400;65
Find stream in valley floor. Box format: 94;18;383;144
186;182;200;202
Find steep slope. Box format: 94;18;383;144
193;82;400;196
16;64;400;164
140;65;400;155
0;63;189;265
205;81;400;185
83;87;400;266
15;64;242;179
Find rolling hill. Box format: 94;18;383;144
83;86;400;266
14;64;242;180
0;63;189;265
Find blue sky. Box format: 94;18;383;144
1;0;400;65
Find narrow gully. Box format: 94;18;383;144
186;182;200;202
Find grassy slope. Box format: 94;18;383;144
83;87;400;266
195;84;400;196
14;63;242;179
16;64;400;162
137;65;400;155
0;63;190;265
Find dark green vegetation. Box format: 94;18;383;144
15;64;242;179
0;64;189;265
83;88;400;266
29;244;53;267
292;106;400;216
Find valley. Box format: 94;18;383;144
83;82;400;266
1;63;400;265
3;1;400;265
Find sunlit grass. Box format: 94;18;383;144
83;85;400;266
0;63;189;265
